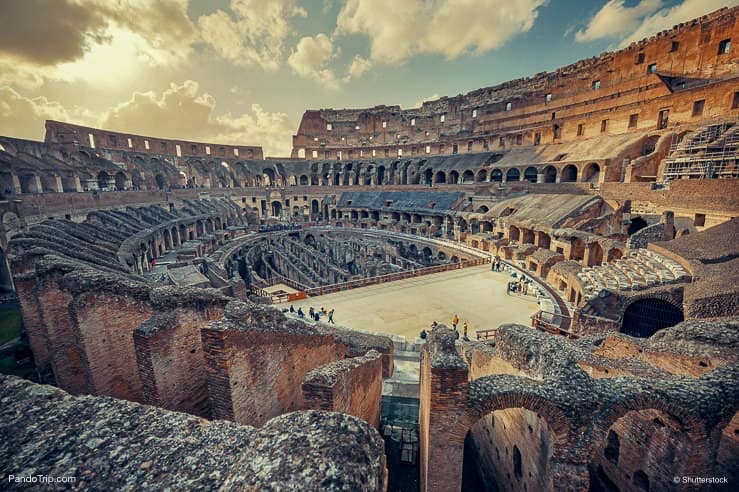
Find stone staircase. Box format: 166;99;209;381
576;249;690;300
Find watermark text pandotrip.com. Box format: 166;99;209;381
674;476;728;485
8;475;77;485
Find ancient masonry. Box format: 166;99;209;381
0;6;738;491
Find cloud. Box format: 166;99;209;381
0;86;95;140
288;34;341;89
410;94;441;108
0;0;195;67
198;0;307;71
101;81;294;156
575;0;663;42
336;0;546;64
346;55;372;79
575;0;732;47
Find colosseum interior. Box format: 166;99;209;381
0;5;738;492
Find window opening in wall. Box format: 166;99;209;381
467;141;472;151
505;102;512;111
733;91;739;109
553;124;562;139
88;133;96;148
144;139;150;150
176;144;182;157
452;143;458;154
425;145;431;154
127;138;133;148
629;114;639;128
658;109;669;129
499;136;505;147
359;149;364;157
326;123;332;130
670;40;680;52
513;445;522;480
219;147;225;156
311;150;318;158
425;130;430;137
234;148;239;157
516;134;522;145
396;134;400;140
591;80;600;89
411;118;416;126
577;124;583;136
483;139;489;150
205;145;210;155
161;142;167;152
440;114;445;123
397;148;403;157
718;39;731;55
472;109;477;118
694;213;706;227
545;93;552;102
534;132;541;145
604;430;620;464
692;100;705;117
355;125;360;130
551;112;556;120
440;144;446;153
372;149;377;157
251;197;256;203
384;148;389;157
636;52;644;64
601;119;608;133
647;63;657;74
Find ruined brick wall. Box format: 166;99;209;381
302;350;383;428
467;409;555;492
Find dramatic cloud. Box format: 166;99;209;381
0;87;95;140
575;0;662;42
101;81;294;156
576;0;733;46
336;0;546;64
0;0;195;67
288;34;341;89
198;0;307;71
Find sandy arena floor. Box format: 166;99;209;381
289;265;541;340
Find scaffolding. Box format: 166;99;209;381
663;118;739;180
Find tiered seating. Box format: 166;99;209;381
576;249;690;300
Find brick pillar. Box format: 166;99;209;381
420;327;471;492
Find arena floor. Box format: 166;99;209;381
289;265;541;341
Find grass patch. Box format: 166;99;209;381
0;306;22;345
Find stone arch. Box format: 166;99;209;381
506;168;520;182
588;242;604;266
462;170;475;183
590;397;710;488
311;199;320;215
490;169;503;182
423;168;434;184
628;217;648;235
263;168;276;186
154;174;166;190
448;170;459;184
299;174;309;186
476;169;488;182
523;166;538;183
377;165;386;185
542;165;557;183
621;297;684;337
583;163;600;183
607;248;623;262
475;205;489;213
97;171;111;191
560;164;578;182
435;171;446;184
509;225;520;242
271;201;282;217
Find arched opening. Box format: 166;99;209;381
593;409;699;491
523;166;538;183
621;299;684;337
475;205;489;213
560;165;577;182
506;168;520;182
97;171;111;191
628;217;648;235
424;168;434;184
435;171;447;184
311;199;320;216
114;171;127;191
155;174;166;190
448;171;459;184
607;248;623;262
476;169;488;182
542;165;557;183
571;237;585;261
463;407;558;491
304;234;316;248
490;169;503;182
509;225;520;242
263;168;276;186
588;242;604;266
299;175;309;186
377;166;385;185
271;201;282;217
462;170;474;183
583;163;600;183
458;219;468;233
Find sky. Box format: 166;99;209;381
0;0;735;157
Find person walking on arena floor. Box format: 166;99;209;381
328;308;335;324
452;313;459;329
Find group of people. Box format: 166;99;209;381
507;273;532;296
490;256;503;272
290;305;335;323
419;315;471;341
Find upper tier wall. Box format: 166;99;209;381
292;7;738;158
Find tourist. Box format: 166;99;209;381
420;329;427;339
314;312;320;322
297;307;304;317
452;313;459;329
328;308;335;323
309;307;315;318
454;328;460;340
321;307;327;315
289;305;295;313
463;322;468;339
